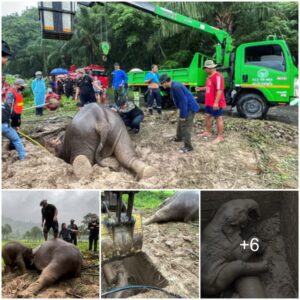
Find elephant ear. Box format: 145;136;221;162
94;121;111;163
222;222;240;242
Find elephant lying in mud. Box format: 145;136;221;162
57;103;155;180
143;191;199;225
201;199;268;298
2;239;82;297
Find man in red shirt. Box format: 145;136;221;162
197;60;226;144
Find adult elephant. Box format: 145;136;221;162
58;103;155;180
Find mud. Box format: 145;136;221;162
2;251;99;298
101;210;199;298
2;111;298;189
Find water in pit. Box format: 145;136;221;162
101;251;168;298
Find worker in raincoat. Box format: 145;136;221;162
31;71;46;116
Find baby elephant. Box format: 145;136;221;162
201;199;268;297
2;241;33;275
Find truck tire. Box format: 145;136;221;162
236;93;269;119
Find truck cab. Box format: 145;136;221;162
232;38;298;118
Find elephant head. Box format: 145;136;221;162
213;199;260;242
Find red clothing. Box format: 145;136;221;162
205;71;226;108
7;87;24;114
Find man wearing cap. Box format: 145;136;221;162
2;40;26;160
68;219;79;245
112;63;128;104
145;64;162;115
31;71;46;116
88;215;99;253
40;199;58;241
197;60;226;144
160;74;200;153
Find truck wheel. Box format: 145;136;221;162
237;93;269;119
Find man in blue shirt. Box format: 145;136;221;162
112;62;128;104
145;64;161;115
160;74;200;153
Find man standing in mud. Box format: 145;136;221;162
68;219;79;245
40;199;58;240
88;215;99;253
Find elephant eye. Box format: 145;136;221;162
248;209;259;219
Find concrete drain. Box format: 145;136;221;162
102;251;168;298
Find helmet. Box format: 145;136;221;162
14;78;27;86
35;71;42;76
159;74;171;84
2;40;12;57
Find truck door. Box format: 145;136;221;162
236;43;291;103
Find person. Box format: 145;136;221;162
197;60;226;144
68;219;79;245
88;215;99;253
40;199;58;241
160;74;200;153
75;69;100;106
93;78;102;103
31;71;46;116
6;78;26;131
64;74;74;99
118;97;144;133
145;64;162;115
59;223;72;243
45;90;60;111
112;63;128;104
57;76;64;96
48;76;56;93
2;40;26;160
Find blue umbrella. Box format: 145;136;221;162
50;68;68;75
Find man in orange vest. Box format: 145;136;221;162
5;78;26;131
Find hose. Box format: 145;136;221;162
101;285;183;298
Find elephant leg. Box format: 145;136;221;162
72;155;93;178
3;264;12;275
16;254;26;274
21;262;60;296
143;206;170;225
214;260;268;293
235;276;267;298
98;157;120;172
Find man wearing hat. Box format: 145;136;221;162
31;71;46;116
40;199;58;241
2;40;26;160
160;74;200;153
197;60;226;144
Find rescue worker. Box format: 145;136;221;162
88;215;99;253
2;40;26;160
40;199;58;241
31;71;46;116
112;63;128;104
59;223;72;243
68;219;79;245
145;64;162;115
160;74;200;153
64;74;74;99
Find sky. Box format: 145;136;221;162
2;190;100;225
2;1;37;16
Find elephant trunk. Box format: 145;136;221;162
235;276;267;298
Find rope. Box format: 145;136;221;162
101;285;183;298
18;131;50;152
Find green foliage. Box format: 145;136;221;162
2;224;12;240
2;2;298;78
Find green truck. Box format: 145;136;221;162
38;2;298;119
126;4;299;119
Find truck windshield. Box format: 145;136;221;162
92;70;106;76
245;44;286;72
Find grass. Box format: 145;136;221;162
122;190;176;209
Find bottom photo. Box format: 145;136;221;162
100;190;200;298
2;190;100;298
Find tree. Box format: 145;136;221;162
2;224;12;240
30;226;43;240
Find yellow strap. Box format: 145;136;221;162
18;131;50;153
240;84;290;89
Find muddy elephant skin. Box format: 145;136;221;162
201;199;268;297
59;103;155;179
19;239;82;297
2;242;33;275
143;191;199;225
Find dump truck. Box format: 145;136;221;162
38;2;298;119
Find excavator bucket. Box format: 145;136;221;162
101;213;143;262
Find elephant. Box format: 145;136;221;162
3;239;82;297
201;199;268;298
57;103;155;180
143;191;199;225
2;241;34;275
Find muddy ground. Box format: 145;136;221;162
2;251;99;298
101;209;199;298
2;109;298;189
